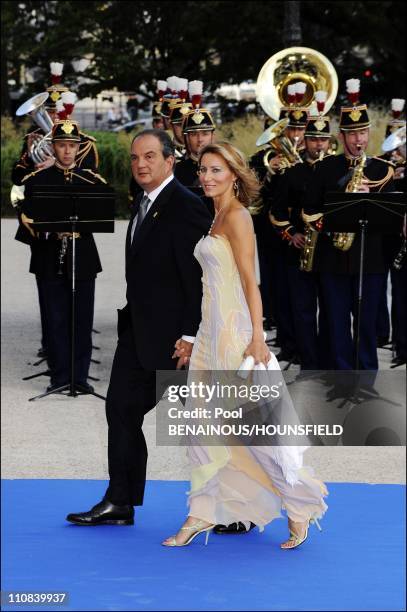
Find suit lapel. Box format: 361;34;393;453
130;178;177;256
126;193;142;259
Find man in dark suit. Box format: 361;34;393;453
66;129;211;525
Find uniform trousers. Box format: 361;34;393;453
320;272;385;370
287;266;330;370
37;277;95;386
35;275;49;352
269;246;297;356
376;271;391;341
391;265;407;360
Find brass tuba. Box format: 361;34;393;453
256;47;338;173
256;46;338;122
16;92;55;164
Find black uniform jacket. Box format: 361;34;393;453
302;154;396;274
18;164;105;280
271;157;321;265
11;129;99;185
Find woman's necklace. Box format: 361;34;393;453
208;197;236;235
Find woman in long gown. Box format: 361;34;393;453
163;142;328;549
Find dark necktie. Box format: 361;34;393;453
132;194;151;242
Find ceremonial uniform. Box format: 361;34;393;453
303;151;395;370
12;130;99;185
259;107;308;357
20;121;105;390
272;158;331;369
175;87;216;215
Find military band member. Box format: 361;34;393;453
13;65;100;359
261;105;309;361
271;108;332;369
168;77;191;159
174;81;216;204
382;101;406;366
12;62;99;186
20;119;106;393
302;80;396;370
376;98;406;347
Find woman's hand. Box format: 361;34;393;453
244;339;271;367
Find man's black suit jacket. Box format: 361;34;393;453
121;177;211;370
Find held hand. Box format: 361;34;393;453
290;233;306;249
172;338;194;370
244;339;271;367
21;212;36;238
395;166;405;181
35;156;55;171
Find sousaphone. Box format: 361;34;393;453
256;46;338;138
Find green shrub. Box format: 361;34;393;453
1;111;390;218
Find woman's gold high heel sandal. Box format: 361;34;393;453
162;520;214;547
280;517;322;550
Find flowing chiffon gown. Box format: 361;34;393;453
186;233;328;530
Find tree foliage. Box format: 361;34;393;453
2;0;405;115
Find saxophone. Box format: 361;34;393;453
299;225;319;272
299;152;327;272
332;148;367;251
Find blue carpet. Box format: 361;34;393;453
1;480;405;611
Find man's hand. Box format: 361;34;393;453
268;154;284;173
356;179;370;193
21;212;36;238
290;233;305;249
27;133;42;151
172;338;194;370
35;156;55;171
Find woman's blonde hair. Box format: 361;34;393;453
198;141;260;208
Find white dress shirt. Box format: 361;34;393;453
130;173;195;345
130;173;174;243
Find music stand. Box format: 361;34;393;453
324;192;405;369
23;184;115;401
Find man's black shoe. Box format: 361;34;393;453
390;356;406;368
46;383;67;393
66;499;134;526
78;382;95;394
276;351;299;364
377;336;390;348
213;521;256;534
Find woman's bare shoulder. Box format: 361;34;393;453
223;204;254;237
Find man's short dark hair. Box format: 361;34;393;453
132;129;175;158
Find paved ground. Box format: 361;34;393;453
1;218;405;483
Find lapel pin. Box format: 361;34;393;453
153;212;159;218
